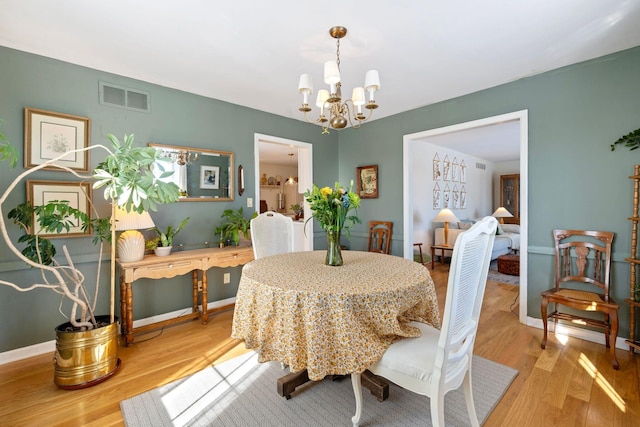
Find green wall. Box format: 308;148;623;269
0;46;337;352
339;46;640;338
2;44;640;353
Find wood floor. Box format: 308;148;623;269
1;264;639;426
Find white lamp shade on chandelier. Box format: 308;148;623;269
298;26;380;134
114;207;155;262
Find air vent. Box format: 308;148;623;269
99;82;150;113
475;162;486;170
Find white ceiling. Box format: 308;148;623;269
417;121;522;163
2;1;640;163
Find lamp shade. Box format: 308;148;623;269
433;208;459;224
114;208;155;231
364;70;380;91
298;74;313;94
492;207;513;219
352;87;365;106
316;89;329;108
324;60;341;84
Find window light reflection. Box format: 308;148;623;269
578;353;625;412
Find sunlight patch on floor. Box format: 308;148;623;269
554;329;570;345
159;352;262;426
579;352;625;412
166;338;246;383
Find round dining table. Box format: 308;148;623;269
231;250;440;387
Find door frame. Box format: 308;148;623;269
254;133;314;251
402;110;528;323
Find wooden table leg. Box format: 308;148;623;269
123;281;134;346
201;270;209;324
192;270;198;314
276;369;389;401
119;276;127;340
277;369;310;399
361;370;389;402
431;246;436;269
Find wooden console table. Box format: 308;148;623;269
118;246;253;346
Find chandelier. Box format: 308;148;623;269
162;149;198;166
297;26;380;134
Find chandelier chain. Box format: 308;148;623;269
336;38;341;71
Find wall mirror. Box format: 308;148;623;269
148;143;234;202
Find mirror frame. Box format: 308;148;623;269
148;142;234;202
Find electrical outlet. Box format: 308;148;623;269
197;280;203;291
223;273;231;284
247;197;253;208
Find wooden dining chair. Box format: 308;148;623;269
541;229;619;369
367;221;393;254
250;212;294;259
350;216;498;427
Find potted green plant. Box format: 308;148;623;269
290;203;303;220
147;216;190;256
214;207;256;246
0;128;180;388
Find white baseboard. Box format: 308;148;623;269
0;297;237;366
0;340;56;365
526;316;628;350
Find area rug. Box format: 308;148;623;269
121;351;518;427
487;260;519;286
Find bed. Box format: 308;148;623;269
434;223;520;260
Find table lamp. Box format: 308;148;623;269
492;206;513;224
433;208;459;247
114;207;155;262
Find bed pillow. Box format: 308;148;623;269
458;222;472;230
496;223;504;235
501;224;520;234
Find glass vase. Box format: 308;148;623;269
325;230;343;266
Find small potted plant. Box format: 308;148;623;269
149;216;190;256
214;207;256;246
290;203;303;220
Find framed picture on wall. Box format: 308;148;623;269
433;183;441;209
432;153;441;181
26;180;92;238
24;108;90;172
443;184;451;208
200;165;220;189
443;155;451;181
356;165;378;199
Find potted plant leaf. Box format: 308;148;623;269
214;207;256;246
147;216;190;256
0;127;180;388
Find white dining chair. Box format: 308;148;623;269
250;211;295;259
350;216;498;427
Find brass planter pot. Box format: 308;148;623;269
53;315;121;389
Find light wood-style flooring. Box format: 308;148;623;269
1;263;639;426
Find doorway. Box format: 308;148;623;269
254;133;314;251
402;110;528;323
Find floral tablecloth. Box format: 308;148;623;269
231;251;440;380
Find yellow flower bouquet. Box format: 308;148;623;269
304;181;361;266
